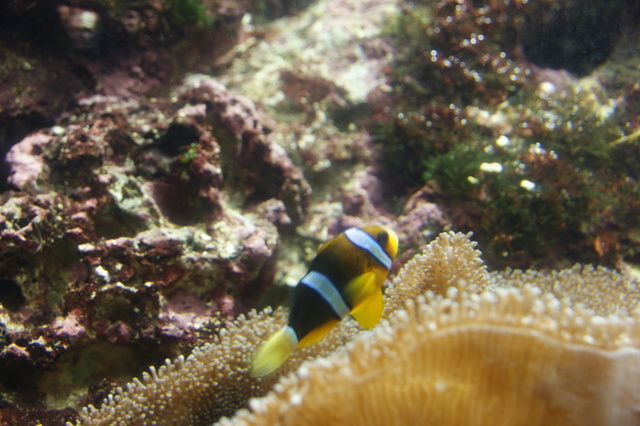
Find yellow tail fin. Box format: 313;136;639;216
250;325;298;377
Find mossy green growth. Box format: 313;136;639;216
376;0;640;267
179;142;201;164
95;0;212;30
377;91;640;266
381;83;640;265
387;1;527;107
164;0;211;29
422;142;492;198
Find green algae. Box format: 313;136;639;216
375;0;640;267
164;0;211;29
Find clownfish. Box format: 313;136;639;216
251;225;399;377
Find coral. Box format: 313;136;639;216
0;0;247;160
373;0;640;268
5;132;53;190
0;77;308;416
221;232;640;425
0;405;77;425
75;232;640;425
57;6;101;52
394;185;450;253
178;75;312;226
220;0;398;197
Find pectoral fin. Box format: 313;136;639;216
298;318;340;348
344;272;383;329
251;325;298;377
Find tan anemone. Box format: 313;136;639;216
78;232;640;425
220;233;640;426
495;264;640;316
78;308;286;425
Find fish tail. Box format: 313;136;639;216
250;325;298;377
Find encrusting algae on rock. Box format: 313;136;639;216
74;232;640;426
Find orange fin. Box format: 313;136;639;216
298;319;340;348
251;325;298;377
345;272;383;329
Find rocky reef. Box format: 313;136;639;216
0;71;314;418
0;0;639;424
0;0;322;168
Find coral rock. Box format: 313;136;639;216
0;79;290;413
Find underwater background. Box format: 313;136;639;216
0;0;639;424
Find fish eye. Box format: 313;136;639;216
377;230;389;246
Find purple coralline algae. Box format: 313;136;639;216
0;75;309;418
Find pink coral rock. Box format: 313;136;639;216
5;132;52;190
